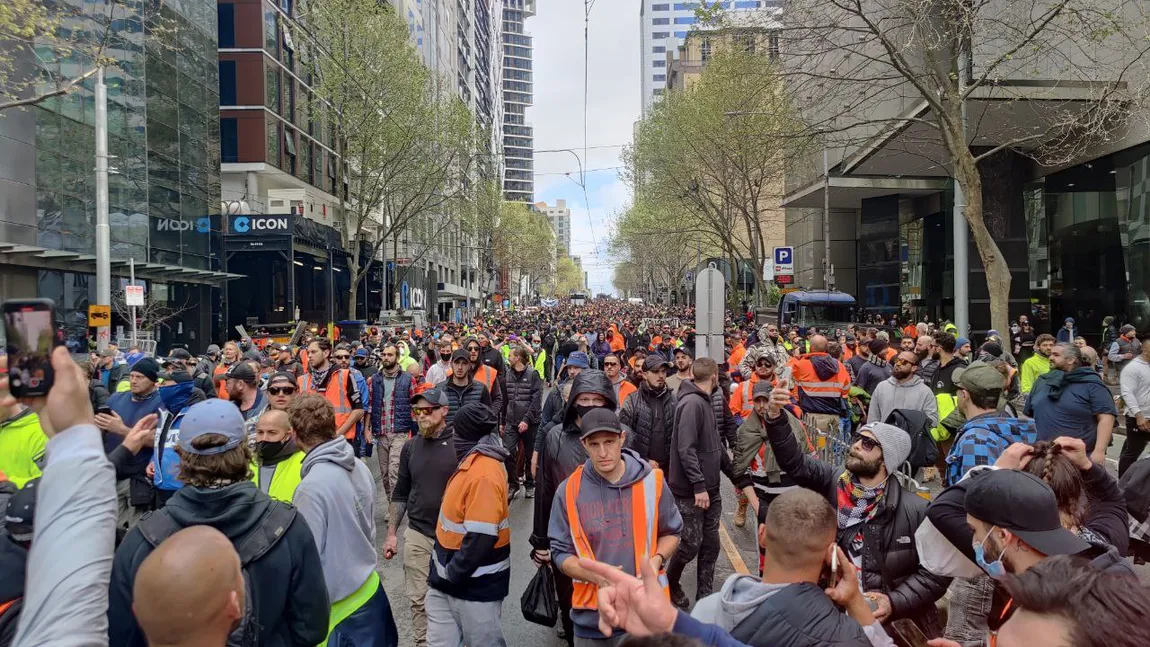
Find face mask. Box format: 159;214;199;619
973;526;1008;580
256;438;296;463
574;403;601;419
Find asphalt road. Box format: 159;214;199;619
363;428;1148;647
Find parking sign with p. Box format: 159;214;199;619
773;246;795;275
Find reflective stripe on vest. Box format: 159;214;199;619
322;570;381;647
300;370;354;436
565;464;669;610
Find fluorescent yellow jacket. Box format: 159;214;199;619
250;451;305;502
1020;354;1051;393
0;410;47;488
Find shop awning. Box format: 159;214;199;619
781;175;950;209
0;243;244;285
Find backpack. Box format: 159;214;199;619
136;502;297;647
884;408;938;470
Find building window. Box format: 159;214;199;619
653;59;666;68
221;118;238;163
674;31;688;38
283;128;296;174
266;67;280;113
701;39;712;63
673;2;698;9
652;17;670;25
653;74;666;82
652;3;670;10
734;0;760;7
264;4;278;53
267;118;280;165
652;31;669;39
652;45;666;54
674;16;695;24
219;61;237;105
218;4;235;48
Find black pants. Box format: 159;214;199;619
1120;416;1150;476
754;490;781;576
666;495;722;600
504;424;537;488
553;562;575;646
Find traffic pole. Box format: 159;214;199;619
130;257;138;348
95;66;111;351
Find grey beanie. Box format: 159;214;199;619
859;422;912;474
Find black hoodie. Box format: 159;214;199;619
108;482;330;647
669;380;748;498
531;370;620;549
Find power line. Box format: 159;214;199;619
533;166;623;177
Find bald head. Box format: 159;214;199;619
808;335;829;352
133;526;243;646
255;408;292;443
761;489;836;571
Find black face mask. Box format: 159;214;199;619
256;438;296;463
574;403;602;419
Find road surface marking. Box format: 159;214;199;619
718;520;750;576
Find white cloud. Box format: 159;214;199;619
529;0;640;295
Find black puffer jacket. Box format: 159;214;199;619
503;366;542;429
710;381;738;450
728;582;871;647
620;382;677;464
442;378;492;426
763;411;949;630
531;370;624;549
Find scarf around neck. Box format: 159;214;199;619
835;471;886;529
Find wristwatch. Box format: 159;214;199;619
652;553;666;570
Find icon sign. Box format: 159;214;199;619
773;246;795;275
88;305;111;327
233;216;250;233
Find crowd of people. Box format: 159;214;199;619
1;299;1150;647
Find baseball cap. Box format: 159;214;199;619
450;349;472;362
952;361;1004;397
411;385;450;407
752;380;773;400
642;354;672;371
354;348;369;358
277;344;291;353
965;469;1090;556
579;407;623;440
673;346;690;356
225;362;259;384
167;348;193;361
177;399;247;456
267;371;297;388
567;351;591;368
5;477;38;542
206;344;221;357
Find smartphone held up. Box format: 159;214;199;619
2;299;59;398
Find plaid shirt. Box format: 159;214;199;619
945;413;1037;487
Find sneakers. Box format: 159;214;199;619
670;587;690;610
525;485;535;499
508;486;519;502
734;496;748;527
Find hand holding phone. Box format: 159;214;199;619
891;619;932;647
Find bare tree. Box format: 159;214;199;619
716;0;1150;333
111;288;195;335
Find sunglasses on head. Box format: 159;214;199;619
268;386;296;396
850;432;882;452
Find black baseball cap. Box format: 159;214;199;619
412;386;449;407
450;349;472;363
752;380;773;400
167;348;193;361
225;362;259;384
672;347;690;356
579;408;623;440
642;354;672;371
965;470;1090;556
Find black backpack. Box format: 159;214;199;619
884;408;938;470
137;502;297;647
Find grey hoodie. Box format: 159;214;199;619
294;437;378;602
548;449;683;639
867;374;938;428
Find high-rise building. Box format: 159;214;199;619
0;0;228;349
502;0;535;202
537;200;572;256
639;0;780;115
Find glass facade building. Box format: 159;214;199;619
0;0;226;349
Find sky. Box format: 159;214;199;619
528;0;641;297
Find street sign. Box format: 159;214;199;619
776;274;794;285
773;246;794;275
88;305;111;327
125;285;145;306
695;266;725;363
762;259;774;281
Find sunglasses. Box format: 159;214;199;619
894;358;915;366
850;432;882;452
334;354;351;360
268;387;296;396
603;360;620;366
755;360;773;367
411;407;439;417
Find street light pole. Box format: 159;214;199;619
953;33;971;336
823;146;832;290
95;66;111;351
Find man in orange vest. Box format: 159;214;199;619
791;334;851;443
297;337;364;445
729;353;778;423
548;408;682;646
603;353;635;410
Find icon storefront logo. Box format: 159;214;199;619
231;216;290;234
156;218;211;233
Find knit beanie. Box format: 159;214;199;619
859;422;912;474
130;357;161;383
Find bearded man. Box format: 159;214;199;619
379;386;457;647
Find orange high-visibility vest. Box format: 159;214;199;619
729;374;770;419
298;368;354;438
613;379;637;409
213;363;231;399
565;464;669;610
474;365;498;392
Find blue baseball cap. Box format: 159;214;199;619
568;351;591;368
177;399;247;455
